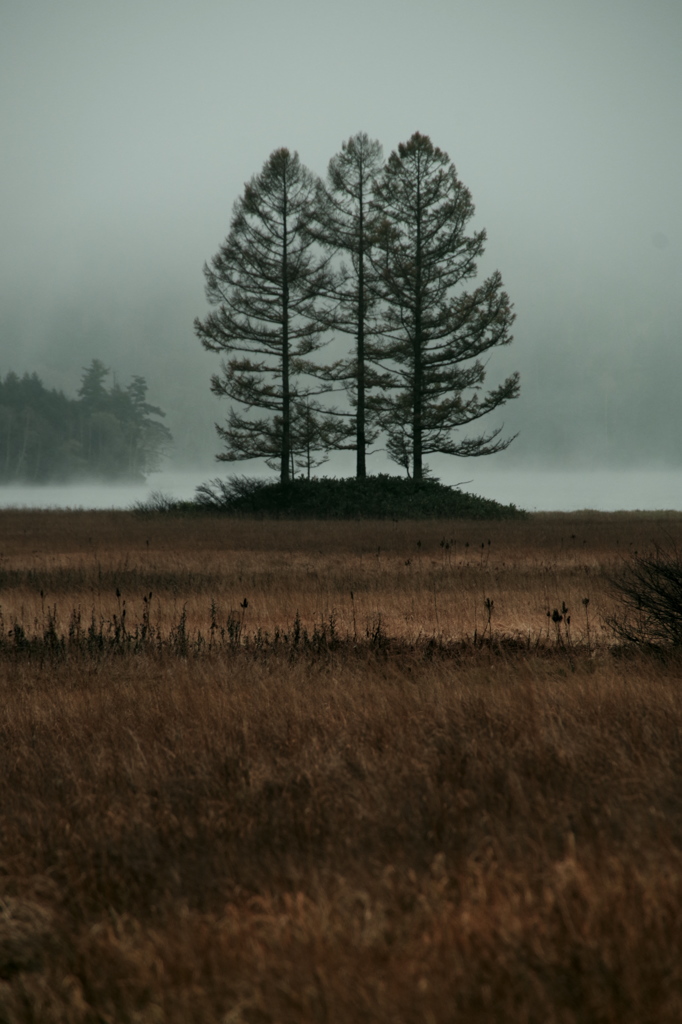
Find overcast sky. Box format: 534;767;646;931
2;0;680;477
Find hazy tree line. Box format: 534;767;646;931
0;359;172;483
195;131;520;483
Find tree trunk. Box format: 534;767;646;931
281;186;290;485
412;168;424;481
356;194;367;479
412;350;423;480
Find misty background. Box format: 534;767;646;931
1;0;680;508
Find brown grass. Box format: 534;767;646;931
1;510;682;1021
3;508;681;644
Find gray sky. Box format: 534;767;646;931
2;0;681;475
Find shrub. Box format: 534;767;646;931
608;545;682;646
130;490;178;514
192;474;526;520
194;475;265;510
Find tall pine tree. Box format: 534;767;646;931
195;149;332;484
370;133;519;480
310;133;387;478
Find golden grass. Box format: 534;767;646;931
1;510;682;1021
3;508;682;644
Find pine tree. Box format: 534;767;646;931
195;148;332;484
77;361;172;478
77;359;110;407
310;133;387;478
122;376;173;476
370;133;519;480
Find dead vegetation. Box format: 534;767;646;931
2;507;680;648
1;510;682;1021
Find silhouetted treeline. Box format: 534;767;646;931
0;360;172;483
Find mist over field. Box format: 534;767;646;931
2;0;681;505
3;467;682;513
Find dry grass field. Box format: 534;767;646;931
1;509;682;1022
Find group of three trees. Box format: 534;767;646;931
194;132;520;484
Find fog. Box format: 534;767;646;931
2;467;682;514
2;0;681;506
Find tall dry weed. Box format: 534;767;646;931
1;510;682;1021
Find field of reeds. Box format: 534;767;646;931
1;508;682;1022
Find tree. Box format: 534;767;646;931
289;397;349;480
77;358;109;407
310;133;387;478
120;375;173;477
77;360;113;470
77;360;172;479
194;148;333;484
0;363;171;482
370;133;519;480
0;371;80;482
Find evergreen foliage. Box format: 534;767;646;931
194;148;343;484
369;133;520;479
197;132;521;483
0;362;171;483
308;133;387;478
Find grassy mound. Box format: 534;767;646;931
183;474;526;519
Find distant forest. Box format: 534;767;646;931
0;360;172;483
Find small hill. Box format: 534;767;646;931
180;474;526;520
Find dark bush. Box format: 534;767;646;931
608;546;682;646
191;474;526;520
